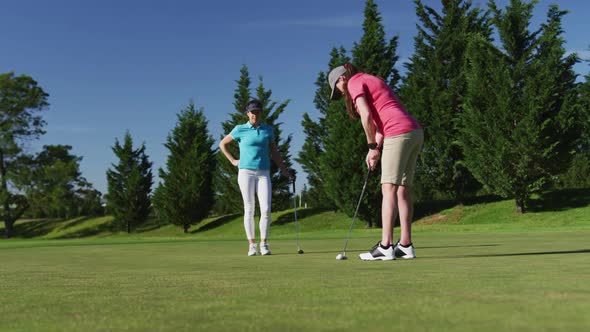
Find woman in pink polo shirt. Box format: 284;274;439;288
328;63;424;261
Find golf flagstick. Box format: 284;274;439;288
290;170;303;254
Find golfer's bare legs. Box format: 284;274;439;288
397;185;412;246
381;183;397;246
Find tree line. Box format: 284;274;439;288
298;0;589;226
2;0;589;238
0;64;293;238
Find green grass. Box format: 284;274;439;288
1;233;589;332
1;189;590;331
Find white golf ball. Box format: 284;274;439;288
336;254;343;260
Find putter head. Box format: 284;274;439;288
298;249;304;254
336;253;347;260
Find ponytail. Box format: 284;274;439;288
342;63;359;119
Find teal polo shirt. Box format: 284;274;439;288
230;122;275;170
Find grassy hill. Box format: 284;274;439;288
2;188;590;241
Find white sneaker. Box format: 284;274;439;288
359;242;395;261
260;243;271;256
394;242;416;259
248;243;257;256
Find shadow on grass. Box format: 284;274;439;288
447;248;590;259
274;244;503;256
55;221;113;239
57;216;94;231
420;244;499;249
270;249;366;256
528;188;590;212
273;208;330;226
192;213;241;233
10;216;110;239
136;224;163;233
274;244;501;256
413;194;504;221
134;217;169;233
12;219;62;238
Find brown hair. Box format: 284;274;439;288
341;63;359;119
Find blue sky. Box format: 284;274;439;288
2;0;589;194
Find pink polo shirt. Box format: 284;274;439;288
347;73;421;138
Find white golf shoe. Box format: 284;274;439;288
359;242;395;261
260;243;271;256
248;243;257;256
393;242;416;259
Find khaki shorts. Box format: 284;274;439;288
381;128;423;186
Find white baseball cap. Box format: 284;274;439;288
328;65;346;100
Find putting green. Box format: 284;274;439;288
1;230;589;331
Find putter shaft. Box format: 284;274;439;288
341;168;371;254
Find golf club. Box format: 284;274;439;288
336;167;371;260
290;169;304;254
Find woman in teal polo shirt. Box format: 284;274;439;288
219;99;292;256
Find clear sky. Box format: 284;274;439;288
2;0;589;194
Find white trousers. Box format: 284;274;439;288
237;169;271;241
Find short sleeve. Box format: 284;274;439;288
229;125;241;141
347;77;365;103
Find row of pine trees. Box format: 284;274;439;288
104;66;295;233
299;0;590;225
3;0;589;237
105;0;590;233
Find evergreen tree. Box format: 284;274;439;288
319;0;400;226
350;0;401;226
254;79;294;211
296;47;348;209
557;56;590;189
297;113;328;207
461;1;581;213
106;131;153;232
214;65;251;214
155;102;215;233
581;60;590;147
321;97;370;221
75;187;104;217
352;0;401;88
0;72;48;238
215;65;293;214
399;0;491;202
151;184;166;224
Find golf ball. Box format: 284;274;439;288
336;254;343;260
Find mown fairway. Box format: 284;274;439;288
1;228;589;332
2;192;590;331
